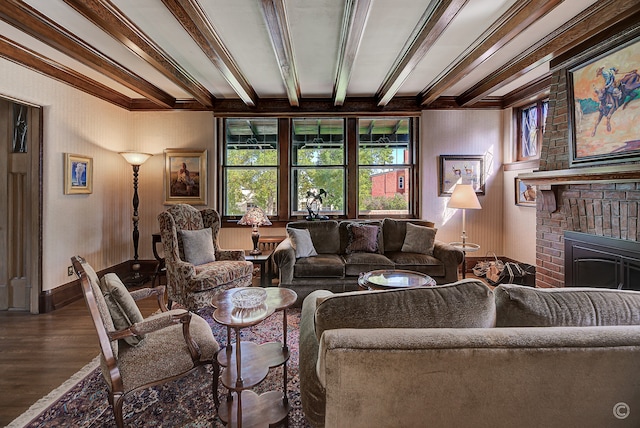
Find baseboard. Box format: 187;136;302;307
39;260;158;313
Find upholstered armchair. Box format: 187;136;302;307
158;204;253;310
71;255;220;428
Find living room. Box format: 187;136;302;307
2;0;640;425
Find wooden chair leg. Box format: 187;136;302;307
113;393;125;428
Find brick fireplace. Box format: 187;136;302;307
528;66;640;288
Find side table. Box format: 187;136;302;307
211;287;297;427
449;242;480;279
245;250;273;286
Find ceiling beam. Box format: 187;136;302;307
333;0;373;107
456;0;640;107
259;0;300;107
0;34;132;109
163;0;257;107
420;0;562;106
62;0;214;107
0;0;175;108
376;0;469;107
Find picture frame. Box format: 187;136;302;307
567;33;640;166
164;149;207;205
438;155;485;196
64;153;93;194
515;177;536;207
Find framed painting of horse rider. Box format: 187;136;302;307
567;33;640;166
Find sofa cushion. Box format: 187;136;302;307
288;220;340;254
343;252;394;276
382;218;436;252
385;251;445;277
286;227;318;258
401;222;437;255
100;273;145;346
179;228;216;266
345;223;381;254
314;279;495;339
339;220;384;254
495;284;640;327
294;254;345;278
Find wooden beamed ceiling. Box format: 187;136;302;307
0;0;638;113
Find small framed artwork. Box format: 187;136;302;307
64;153;93;194
567;33;640;166
164;149;207;205
515;177;536;207
439;155;485;196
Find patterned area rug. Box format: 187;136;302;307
10;307;311;428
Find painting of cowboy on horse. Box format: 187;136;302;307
571;38;640;160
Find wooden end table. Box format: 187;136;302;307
211;287;297;427
244;250;273;286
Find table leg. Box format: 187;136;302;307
282;308;289;406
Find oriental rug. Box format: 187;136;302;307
8;307;311;428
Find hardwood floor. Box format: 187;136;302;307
0;294;159;426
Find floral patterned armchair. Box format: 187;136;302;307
158;204;253;310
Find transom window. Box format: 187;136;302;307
219;116;418;222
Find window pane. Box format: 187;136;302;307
292;118;344;166
225;118;278;166
224;168;278;216
359;167;410;215
292;167;344;216
520;105;538;158
541;100;549;134
358;118;410;165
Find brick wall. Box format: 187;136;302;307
535;70;640;288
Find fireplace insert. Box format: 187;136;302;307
565;231;640;291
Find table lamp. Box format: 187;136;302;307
447;184;481;248
238;205;272;255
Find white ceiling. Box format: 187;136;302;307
0;0;624;111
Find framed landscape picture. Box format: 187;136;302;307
567;33;640;166
64;153;92;194
164;149;207;205
438;155;485;196
515;177;536;207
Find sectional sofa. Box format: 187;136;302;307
272;218;463;303
300;281;640;427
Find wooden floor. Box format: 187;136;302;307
0;294;160;426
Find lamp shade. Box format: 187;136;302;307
120;151;152;166
238;206;272;227
447;184;481;210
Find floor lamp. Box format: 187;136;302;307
120;151;152;282
448;183;482;248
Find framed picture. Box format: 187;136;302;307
515;177;536;207
64;154;92;194
164;149;207;205
567;33;640;166
438;155;484;196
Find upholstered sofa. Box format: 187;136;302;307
272;218;463;303
300;282;640;427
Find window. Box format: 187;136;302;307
517;99;548;161
358;118;412;216
220;116;418;221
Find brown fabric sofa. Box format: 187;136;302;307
300;282;640;427
272;218;463;303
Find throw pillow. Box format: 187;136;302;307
100;273;145;346
287;227;318;258
346;223;380;254
401;222;437;255
180;228;216;265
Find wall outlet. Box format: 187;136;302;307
67;266;74;276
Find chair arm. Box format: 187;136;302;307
129;285;168;312
216;249;246;261
272;238;295;284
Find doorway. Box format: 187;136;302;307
0;98;42;313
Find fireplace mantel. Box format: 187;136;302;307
519;165;640;186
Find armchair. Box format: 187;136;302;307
71;255;220;428
158;204;253;310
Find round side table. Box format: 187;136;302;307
449;242;480;278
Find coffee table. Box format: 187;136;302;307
211;287;297;427
358;269;437;290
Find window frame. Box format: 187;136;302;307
515;97;548;162
218;116;419;225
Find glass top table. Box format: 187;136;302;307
358;269;437;290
